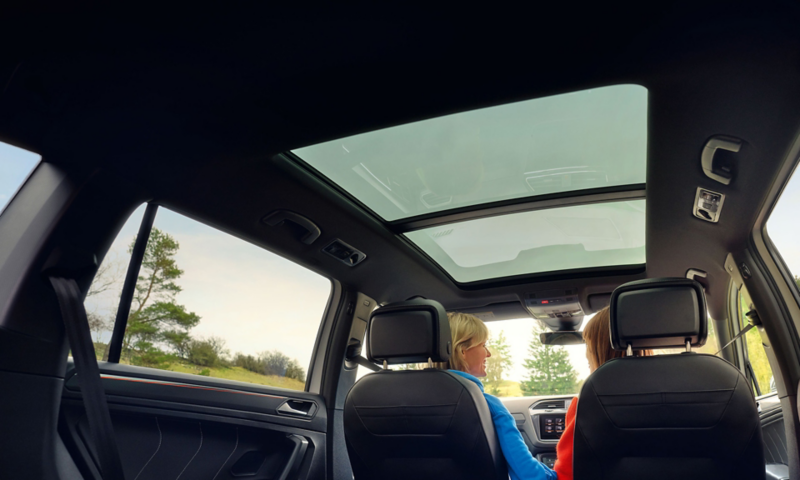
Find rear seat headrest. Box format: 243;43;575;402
366;298;451;365
610;278;708;351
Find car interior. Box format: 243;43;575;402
3;3;800;480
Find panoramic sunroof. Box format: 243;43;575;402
292;84;647;222
404;200;646;283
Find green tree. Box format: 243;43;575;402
520;322;578;395
123;228;200;365
485;330;512;396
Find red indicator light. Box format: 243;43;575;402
541;300;549;304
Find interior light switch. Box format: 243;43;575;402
692;187;725;223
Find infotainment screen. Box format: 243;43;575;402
539;414;566;440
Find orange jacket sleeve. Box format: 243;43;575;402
553;396;578;480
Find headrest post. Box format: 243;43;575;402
685;340;691;353
428;357;433;368
383;360;388;370
626;344;633;356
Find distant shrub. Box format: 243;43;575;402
187;336;229;368
233;350;306;382
262;350;290;377
285;359;306;383
199;368;211;376
234;353;262;373
130;341;173;369
188;340;219;367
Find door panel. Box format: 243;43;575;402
60;362;326;480
761;398;788;466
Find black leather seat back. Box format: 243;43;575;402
344;299;508;480
575;278;765;480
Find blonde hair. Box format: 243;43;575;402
583;306;652;371
444;312;489;372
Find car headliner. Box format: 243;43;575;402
1;3;799;322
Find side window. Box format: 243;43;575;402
738;285;776;395
767;164;800;292
0;141;41;214
85;205;331;391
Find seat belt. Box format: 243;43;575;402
50;276;126;480
714;308;761;356
352;355;381;372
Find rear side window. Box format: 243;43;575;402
0;141;40;214
767;165;800;291
85;205;331;391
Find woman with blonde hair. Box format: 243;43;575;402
552;306;652;480
445;312;558;480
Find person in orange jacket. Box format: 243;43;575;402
553;306;653;480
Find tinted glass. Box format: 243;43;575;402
0;141;41;215
85;205;331;391
293;85;647;221
404;200;646;283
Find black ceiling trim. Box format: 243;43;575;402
393;184;647;232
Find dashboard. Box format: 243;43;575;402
500;395;576;469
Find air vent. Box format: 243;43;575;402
528;289;577;299
533;400;565;410
323;239;366;267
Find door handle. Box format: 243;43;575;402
277;399;316;417
277;403;309;416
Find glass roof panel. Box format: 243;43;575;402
292;84;647;221
404;200;646;283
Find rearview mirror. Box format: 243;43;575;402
540;331;585;346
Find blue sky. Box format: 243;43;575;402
84;204;332;370
0;142;40;213
767;173;800;278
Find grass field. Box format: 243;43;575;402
165;362;305;390
92;343;305;391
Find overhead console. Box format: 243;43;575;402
524;288;584;331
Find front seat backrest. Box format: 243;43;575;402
344;299;508;480
574;278;765;480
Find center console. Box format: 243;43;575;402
499;395;576;471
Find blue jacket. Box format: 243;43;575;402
449;370;558;480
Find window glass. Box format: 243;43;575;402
0;141;41;214
357;317;592;396
404;200;645;283
356;311;719;395
739;286;775;395
85;205;331;391
293;84;647;221
767;163;800;291
484;319;588;397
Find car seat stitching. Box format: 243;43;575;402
176;422;203;480
443;390;464;433
575;414;605;478
590;381;621;429
710;374;740;428
134;417;162;480
734;416;760;460
212;427;238;480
